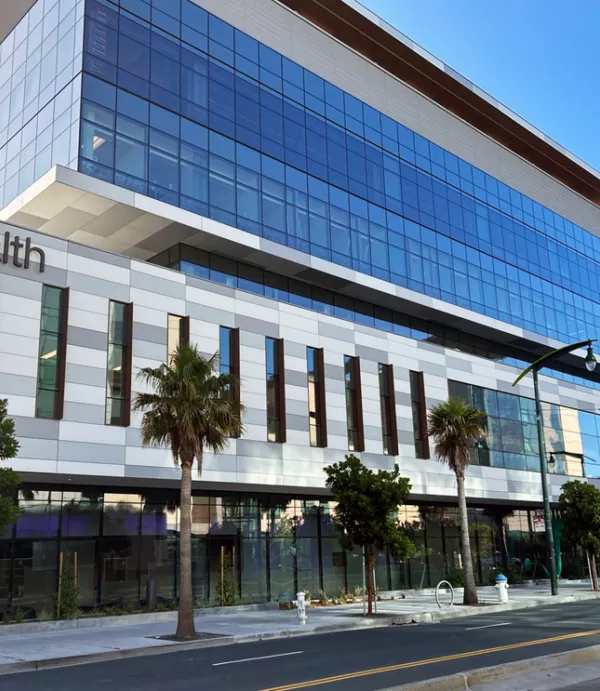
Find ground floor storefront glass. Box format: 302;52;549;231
0;486;585;616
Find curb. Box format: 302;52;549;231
0;616;392;676
391;591;600;625
378;643;600;690
1;593;598;676
0;602;279;637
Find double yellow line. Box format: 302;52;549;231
259;629;600;691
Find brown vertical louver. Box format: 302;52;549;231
55;287;70;420
410;371;430;459
317;347;327;448
386;364;399;456
122;302;134;427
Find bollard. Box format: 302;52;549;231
294;591;307;625
495;573;509;603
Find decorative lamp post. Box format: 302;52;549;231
513;339;597;596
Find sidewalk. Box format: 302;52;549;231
0;583;598;675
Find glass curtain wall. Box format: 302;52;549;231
77;0;600;348
1;487;582;616
0;0;84;208
448;379;599;477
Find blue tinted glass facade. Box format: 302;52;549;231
449;380;600;479
0;0;84;207
76;0;600;346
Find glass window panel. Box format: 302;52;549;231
36;286;64;419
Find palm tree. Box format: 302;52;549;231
133;344;243;639
428;397;486;605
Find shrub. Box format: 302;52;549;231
317;590;330;605
38;608;54;622
447;569;465;588
103;605;123;617
57;560;80;620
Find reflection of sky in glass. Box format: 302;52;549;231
68;0;600;350
449;379;600;478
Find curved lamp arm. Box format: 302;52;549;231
512;339;596;387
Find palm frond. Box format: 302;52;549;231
133;343;244;471
427;397;487;477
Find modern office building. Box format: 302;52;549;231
1;0;600;614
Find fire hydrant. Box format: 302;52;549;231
495;573;509;603
294;591;307;625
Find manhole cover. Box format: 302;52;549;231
150;632;232;642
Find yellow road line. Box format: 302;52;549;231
259;629;600;691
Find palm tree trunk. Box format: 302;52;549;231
590;551;598;592
366;546;374;615
176;461;195;639
457;474;478;605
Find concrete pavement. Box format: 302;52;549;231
0;583;598;675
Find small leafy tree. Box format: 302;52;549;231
324;455;414;614
57;560;80;620
558;481;600;591
428;397;486;605
133;344;243;639
0;399;20;536
216;552;237;606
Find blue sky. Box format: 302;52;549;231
362;0;599;170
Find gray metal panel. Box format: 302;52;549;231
0;373;37;397
318;322;355;343
235;314;279;338
62;402;106;425
66;363;107;388
131;271;186;299
67;326;109;351
186;302;235;327
12;416;59;439
355;345;389;364
58;441;126;464
133;322;168;345
67;272;131;301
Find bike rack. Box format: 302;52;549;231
435;580;455;608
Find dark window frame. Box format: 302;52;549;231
167;313;190;359
307;346;327;448
35;285;69;420
220;325;241;437
344;355;364;452
105;301;133;427
266;337;286;443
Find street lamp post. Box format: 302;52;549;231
513;339;597;597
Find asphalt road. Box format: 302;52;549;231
3;600;600;691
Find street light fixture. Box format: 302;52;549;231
585;345;597;372
513;338;597;597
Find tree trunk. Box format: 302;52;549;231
457;474;479;605
366;547;374;615
590;551;598;592
176;461;195;639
